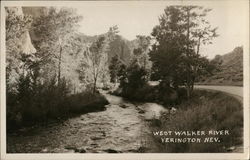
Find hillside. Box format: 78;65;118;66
198;46;243;86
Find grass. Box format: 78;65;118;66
151;90;243;152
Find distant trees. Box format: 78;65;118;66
78;26;120;92
109;55;123;86
150;6;218;98
115;35;152;98
133;35;152;72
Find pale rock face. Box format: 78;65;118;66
20;29;37;54
7;7;36;55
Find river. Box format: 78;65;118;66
7;92;167;153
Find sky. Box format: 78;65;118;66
73;1;248;59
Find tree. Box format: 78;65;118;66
32;7;82;85
109;55;126;86
118;59;147;97
182;6;218;96
109;55;122;86
132;35;152;80
150;6;218;98
81;36;107;93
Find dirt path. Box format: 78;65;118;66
194;85;243;102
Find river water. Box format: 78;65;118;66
7;92;167;153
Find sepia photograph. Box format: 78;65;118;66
0;0;249;160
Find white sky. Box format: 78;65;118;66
74;1;248;59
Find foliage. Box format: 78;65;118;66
117;60;148;99
32;7;83;84
66;92;109;113
7;73;109;130
6;7;109;131
79;36;108;93
149;6;218;98
109;55;123;84
132;35;152;72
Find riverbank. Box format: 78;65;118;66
7;92;164;153
7;89;243;153
150;90;243;153
7;91;109;132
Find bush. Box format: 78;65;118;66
133;84;157;101
66;92;109;113
115;82;186;106
7;74;109;131
154;90;243;152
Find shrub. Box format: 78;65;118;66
66;92;109;113
7;74;109;130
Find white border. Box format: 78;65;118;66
1;1;249;160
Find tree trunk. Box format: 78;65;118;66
186;85;191;99
191;76;195;91
196;36;201;55
58;45;62;85
93;76;97;94
114;78;117;88
186;9;191;99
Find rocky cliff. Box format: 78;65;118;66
198;46;243;86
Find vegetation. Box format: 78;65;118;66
5;5;243;153
149;6;218;99
113;6;219;105
7;73;108;131
6;7;109;131
81;36;108;93
152;90;243;152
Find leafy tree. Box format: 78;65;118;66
132;35;152;80
183;6;218;94
150;6;218;98
32;7;82;85
81;36;107;93
118;59;147;97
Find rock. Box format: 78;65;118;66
65;146;77;150
127;149;137;153
137;146;148;153
91;136;103;140
170;107;177;114
65;146;86;153
124;126;130;131
120;104;129;108
103;149;121;153
75;148;86;153
41;148;48;153
138;109;145;114
227;146;236;152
